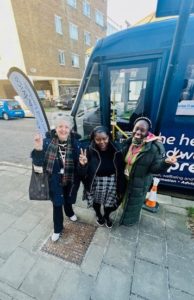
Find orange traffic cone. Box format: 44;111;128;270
142;177;160;213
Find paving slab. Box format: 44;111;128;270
0;212;18;234
111;224;138;242
168;254;194;295
139;214;165;239
0;258;4;268
6;199;30;218
92;263;131;300
0;281;34;300
103;237;136;274
0;247;36;289
21;216;53;252
165;205;188;215
81;244;105;277
171;197;194;208
166;228;194;260
142;203;166;220
129;295;145;300
20;256;64;300
92;227;110;247
132;259;168;300
51;268;94;300
0;190;25;203
136;233;166;266
165;211;189;235
0;228;26;259
0;290;12;300
13;210;42;233
170;288;194;300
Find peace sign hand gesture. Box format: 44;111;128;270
165;150;180;165
79;148;88;166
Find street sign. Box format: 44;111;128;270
156;0;194;17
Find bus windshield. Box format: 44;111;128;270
75;63;101;137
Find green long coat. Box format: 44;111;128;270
120;138;169;225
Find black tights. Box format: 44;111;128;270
93;202;117;220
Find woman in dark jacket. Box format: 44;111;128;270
79;126;126;228
121;116;179;226
31;114;81;242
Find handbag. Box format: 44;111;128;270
29;165;50;200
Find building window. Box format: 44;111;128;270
69;23;78;40
176;59;194;116
71;53;80;68
84;31;91;46
67;0;76;8
83;0;90;17
58;50;65;65
95;10;104;27
55;15;63;34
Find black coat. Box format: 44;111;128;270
121;137;169;225
31;132;81;206
79;141;126;203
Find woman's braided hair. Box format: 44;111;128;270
133;116;152;130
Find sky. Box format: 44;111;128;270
107;0;158;27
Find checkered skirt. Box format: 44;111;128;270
84;174;117;208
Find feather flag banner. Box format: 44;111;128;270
7;67;50;137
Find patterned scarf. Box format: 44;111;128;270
46;137;74;185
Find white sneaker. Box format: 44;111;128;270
51;233;60;242
69;214;77;222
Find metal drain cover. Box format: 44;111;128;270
41;220;97;265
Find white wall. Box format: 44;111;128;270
0;0;26;79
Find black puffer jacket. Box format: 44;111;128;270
121;137;169;225
80;141;126;203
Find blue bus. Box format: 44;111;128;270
71;13;194;191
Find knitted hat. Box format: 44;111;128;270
133;116;152;129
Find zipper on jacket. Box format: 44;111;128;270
89;145;101;193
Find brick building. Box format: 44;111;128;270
0;0;107;102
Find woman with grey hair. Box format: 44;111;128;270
31;113;81;242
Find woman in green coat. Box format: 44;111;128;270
121;117;178;226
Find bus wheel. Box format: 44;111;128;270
3;113;9;120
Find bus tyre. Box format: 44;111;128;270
3;113;9;120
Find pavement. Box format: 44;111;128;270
0;162;194;300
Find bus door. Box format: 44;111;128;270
72;57;162;141
102;59;159;138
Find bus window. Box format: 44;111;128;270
176;59;194;116
75;63;101;137
110;66;148;131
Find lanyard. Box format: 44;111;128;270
58;145;66;164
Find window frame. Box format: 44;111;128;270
71;53;80;68
95;9;104;27
55;15;63;35
58;50;65;65
67;0;76;9
69;22;78;40
83;0;91;18
84;31;91;46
